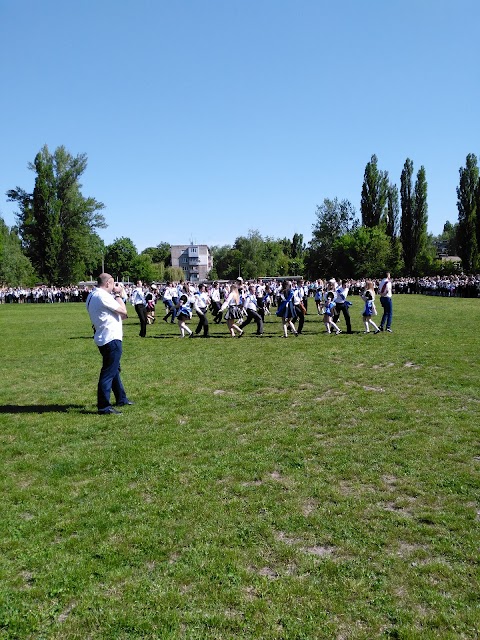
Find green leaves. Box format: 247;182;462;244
7;145;106;285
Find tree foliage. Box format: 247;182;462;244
361;154;389;227
0;217;36;286
104;237;138;281
412;166;429;273
386;183;399;240
141;242;171;266
332;225;392;279
209;230;304;280
400;158;415;274
305;198;358;278
456;153;480;272
7;145;106;284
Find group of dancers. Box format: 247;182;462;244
125;273;393;338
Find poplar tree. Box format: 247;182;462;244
413;166;428;272
456;153;479;272
400;158;415;274
360;154;389;227
386;183;399;240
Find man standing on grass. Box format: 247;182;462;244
238;283;264;336
378;271;393;332
86;273;134;415
131;279;147;338
333;279;353;334
193;283;210;338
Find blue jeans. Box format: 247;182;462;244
97;340;128;411
380;296;393;329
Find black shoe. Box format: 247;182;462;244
98;407;122;415
386;328;392;333
379;326;384;331
117;400;135;406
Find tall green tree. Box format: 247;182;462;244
305;198;358;278
361;154;389;227
412;165;429;273
7;145;105;284
400;158;415;274
386;183;399;240
456;153;479;272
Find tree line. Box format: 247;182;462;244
2;146;480;286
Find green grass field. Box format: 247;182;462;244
1;296;479;639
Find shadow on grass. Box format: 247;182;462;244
0;404;85;414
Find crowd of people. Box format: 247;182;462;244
0;285;87;303
117;274;395;339
85;272;397;413
1;273;480;306
46;270;474;414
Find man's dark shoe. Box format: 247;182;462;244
98;407;122;415
117;400;135;406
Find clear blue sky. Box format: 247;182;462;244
1;0;479;252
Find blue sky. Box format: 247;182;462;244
1;0;479;252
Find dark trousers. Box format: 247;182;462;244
333;303;352;333
211;300;222;323
97;340;128;411
380;297;393;329
295;306;305;333
195;311;209;336
239;309;263;334
135;303;147;337
256;297;265;320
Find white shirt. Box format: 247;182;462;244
194;291;209;313
131;286;145;306
210;287;221;302
86;287;123;347
243;293;257;311
379;278;392;298
293;288;303;305
335;286;349;303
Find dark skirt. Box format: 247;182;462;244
224;305;243;320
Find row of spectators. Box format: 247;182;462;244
0;286;88;304
1;274;480;304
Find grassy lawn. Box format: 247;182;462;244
0;295;479;639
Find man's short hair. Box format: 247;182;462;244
97;273;113;287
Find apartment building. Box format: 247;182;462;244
170;244;213;281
